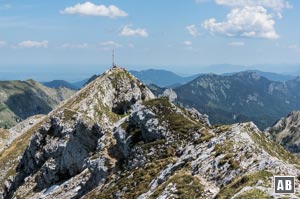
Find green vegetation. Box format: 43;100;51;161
63;108;77;121
235;189;272;199
214;140;234;157
150;171;204;199
216;171;272;199
214;125;232;134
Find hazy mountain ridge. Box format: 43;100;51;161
130;69;199;87
223;70;296;82
42;80;79;90
0;80;75;128
174;71;300;129
0;67;300;199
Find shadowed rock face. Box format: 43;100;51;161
1;67;300;199
266;111;300;153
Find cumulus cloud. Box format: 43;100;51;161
183;40;193;46
186;25;200;37
202;6;279;39
18;40;48;48
228;41;245;46
61;43;88;49
0;40;6;47
216;0;291;18
120;25;148;37
60;2;128;18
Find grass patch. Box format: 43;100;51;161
215;170;272;199
63;108;77;121
214;140;234;157
235;189;272;199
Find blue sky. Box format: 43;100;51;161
1;0;300;80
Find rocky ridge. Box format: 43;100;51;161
266;111;300;154
0;67;299;199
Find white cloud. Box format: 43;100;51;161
120;25;148;37
186;25;200;37
203;6;279;39
0;40;6;47
60;2;128;18
18;40;48;48
215;0;291;12
183;40;193;46
100;41;122;50
61;43;88;49
228;41;245;46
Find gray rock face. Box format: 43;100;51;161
3;116;105;198
266;111;300;153
161;88;177;102
114;106;169;167
185;108;211;127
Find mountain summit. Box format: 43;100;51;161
1;67;300;199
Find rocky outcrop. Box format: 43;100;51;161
2;115;107;198
266;111;300;154
160;88;177;102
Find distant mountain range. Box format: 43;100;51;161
42;80;79;90
0;80;75;128
41;69;297;90
223;70;295;82
130;69;199;87
174;72;300;129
